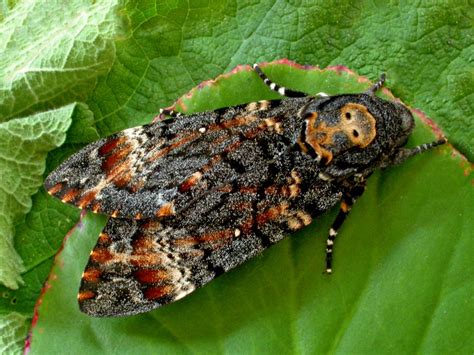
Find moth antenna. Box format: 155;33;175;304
366;73;386;96
388;138;447;166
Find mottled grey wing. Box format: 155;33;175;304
78;186;331;317
79;217;200;317
78;147;342;317
44;98;309;219
65;99;344;317
79;215;267;317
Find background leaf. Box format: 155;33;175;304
0;105;75;289
0;312;29;355
0;0;123;122
0;0;472;354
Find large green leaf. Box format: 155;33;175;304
0;0;472;353
0;105;76;290
0;104;78;355
28;66;473;354
0;312;29;354
0;0;122;121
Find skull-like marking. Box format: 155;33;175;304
339;103;377;148
303;103;377;163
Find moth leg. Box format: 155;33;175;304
325;182;367;274
365;73;386;96
386;138;447;166
253;64;307;98
159;108;183;118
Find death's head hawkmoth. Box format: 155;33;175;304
45;64;445;317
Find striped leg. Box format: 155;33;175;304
325;183;366;274
365;73;386;96
253;64;308;98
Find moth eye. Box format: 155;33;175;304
352;129;359;138
345;112;351;120
400;109;415;132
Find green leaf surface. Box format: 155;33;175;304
0;312;29;355
0;1;472;353
0;103;99;353
29;67;473;354
0;0;123;122
0;105;75;290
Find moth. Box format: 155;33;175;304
44;64;446;317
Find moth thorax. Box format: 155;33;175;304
303;103;377;163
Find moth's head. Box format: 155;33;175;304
299;94;415;165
